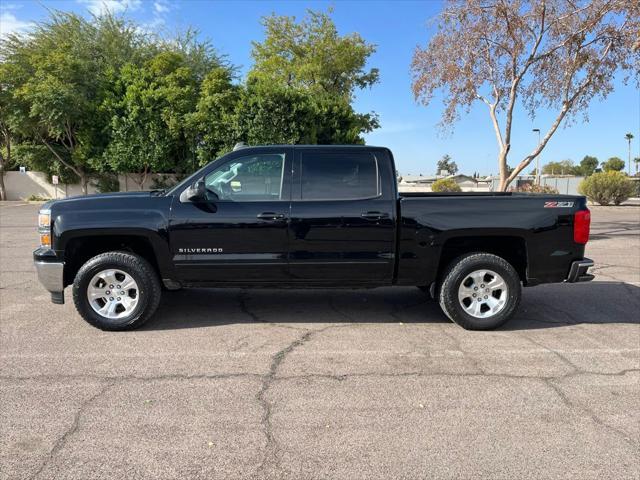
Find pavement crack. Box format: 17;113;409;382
274;368;640;383
519;333;582;373
29;381;115;480
0;372;264;382
256;329;316;476
3;368;638;385
544;378;639;449
254;325;363;476
236;290;308;331
439;325;485;374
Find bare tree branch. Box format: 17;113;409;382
412;0;638;190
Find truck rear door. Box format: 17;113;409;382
288;147;396;285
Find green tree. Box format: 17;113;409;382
103;52;200;189
1;12;111;193
0;73;22;200
578;156;599;177
232;81;376;147
542;160;577;175
307;94;379;144
602;157;625;172
436;154;458;175
187;67;240;165
247;9;379;142
625;133;634;176
250;9;379;100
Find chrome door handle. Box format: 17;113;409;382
257;212;285;220
361;211;389;220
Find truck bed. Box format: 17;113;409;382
395;193;588;287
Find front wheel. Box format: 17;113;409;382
72;252;161;331
438;253;521;330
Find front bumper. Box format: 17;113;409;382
34;249;65;304
566;258;595;283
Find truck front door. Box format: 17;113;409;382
169;148;292;284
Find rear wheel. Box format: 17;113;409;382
438;253;521;330
72;252;161;331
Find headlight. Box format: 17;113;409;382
38;209;51;248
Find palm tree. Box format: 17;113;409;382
625;133;634;175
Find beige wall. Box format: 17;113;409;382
3;171;178;201
398;183;492;193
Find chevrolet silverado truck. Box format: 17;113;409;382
33;145;594;331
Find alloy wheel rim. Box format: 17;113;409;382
457;269;508;318
87;269;139;319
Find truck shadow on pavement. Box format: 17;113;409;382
589;219;640;240
144;280;640;332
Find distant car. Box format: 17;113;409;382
34;145;593;331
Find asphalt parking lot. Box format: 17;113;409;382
1;201;639;480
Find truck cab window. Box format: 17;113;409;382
205;153;285;201
300;152;379;200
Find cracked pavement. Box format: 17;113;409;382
1;202;639;479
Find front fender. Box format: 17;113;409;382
51;197;174;278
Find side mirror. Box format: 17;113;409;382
180;178;206;203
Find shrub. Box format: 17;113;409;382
512;183;559;194
431;178;462;192
26;194;51;202
578;171;634;206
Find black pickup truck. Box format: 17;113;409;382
34;145;594;331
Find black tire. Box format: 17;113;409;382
438;253;521;330
72;251;161;331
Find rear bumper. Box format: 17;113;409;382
566;258;594;283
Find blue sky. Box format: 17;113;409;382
1;0;639;175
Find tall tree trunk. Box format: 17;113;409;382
39;137;91;195
134;166;149;191
80;173;88;195
0;163;6;201
0;134;10;201
498;149;510;191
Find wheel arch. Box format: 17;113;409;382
61;230;170;287
435;235;528;286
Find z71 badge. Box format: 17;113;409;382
544;201;574;208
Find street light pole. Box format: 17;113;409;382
532;128;541;185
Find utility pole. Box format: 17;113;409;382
532;128;541;185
